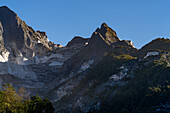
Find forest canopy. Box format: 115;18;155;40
0;84;55;113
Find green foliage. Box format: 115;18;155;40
153;59;169;67
0;84;24;113
147;82;170;105
25;95;55;113
89;54;135;82
100;57;170;113
0;84;55;113
111;54;136;60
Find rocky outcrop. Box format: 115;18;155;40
66;36;89;47
112;40;135;48
0;6;169;113
58;23;121;76
137;38;170;58
0;6;52;64
52;51;170;113
0;62;37;80
89;23;120;46
45;23;129;105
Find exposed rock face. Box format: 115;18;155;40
44;23;138;108
0;6;52;64
89;23;120;47
137;38;170;58
0;22;4;51
57;23;121;77
0;6;169;113
112;40;135;48
0;62;37;80
94;23;120;45
66;36;89;47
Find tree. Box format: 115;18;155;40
25;95;55;113
0;84;55;113
18;87;29;100
0;84;24;113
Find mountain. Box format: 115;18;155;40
0;6;54;64
137;38;170;58
0;6;169;113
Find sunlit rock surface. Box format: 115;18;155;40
0;6;170;113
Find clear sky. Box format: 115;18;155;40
0;0;170;49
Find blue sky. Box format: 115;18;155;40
0;0;170;49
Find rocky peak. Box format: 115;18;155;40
36;30;49;42
137;38;170;58
60;24;121;75
0;6;52;64
0;6;16;14
100;23;117;37
0;6;18;23
88;23;120;48
66;36;89;47
101;23;108;27
89;23;120;46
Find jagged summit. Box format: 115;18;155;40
0;5;135;66
101;23;108;27
100;23;118;39
0;6;53;64
0;6;169;113
0;6;17;16
0;6;9;9
0;6;12;11
89;23;120;46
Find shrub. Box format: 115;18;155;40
0;84;55;113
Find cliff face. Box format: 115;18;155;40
0;6;52;64
0;6;169;113
59;23;122;75
94;23;120;45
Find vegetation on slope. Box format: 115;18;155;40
54;53;136;112
137;38;170;58
0;84;55;113
100;55;170;113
